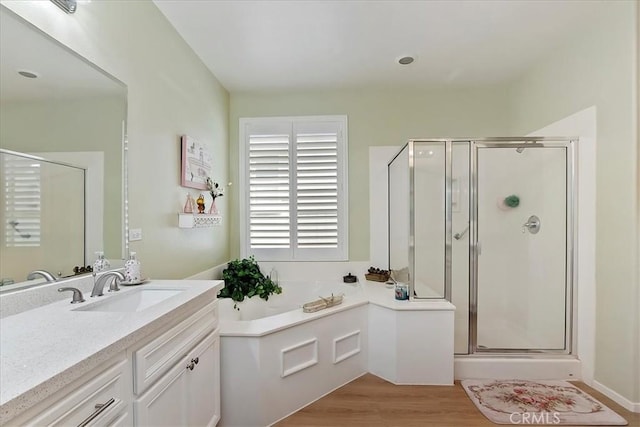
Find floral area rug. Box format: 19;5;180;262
462;379;628;425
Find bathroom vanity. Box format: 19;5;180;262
0;279;223;426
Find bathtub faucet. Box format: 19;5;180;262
269;267;278;284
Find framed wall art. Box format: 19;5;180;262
181;135;212;190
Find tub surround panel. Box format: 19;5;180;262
219;280;455;426
367;304;455;386
333;330;362;364
220;306;369;427
281;338;319;378
0;280;223;424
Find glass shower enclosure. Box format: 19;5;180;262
388;138;576;355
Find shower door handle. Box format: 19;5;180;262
522;215;541;234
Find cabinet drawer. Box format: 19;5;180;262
25;359;130;426
133;301;217;395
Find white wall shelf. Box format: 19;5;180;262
178;213;222;228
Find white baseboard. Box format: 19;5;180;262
184;262;228;280
592;380;640;413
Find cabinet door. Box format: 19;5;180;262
187;331;220;427
135;331;220;427
134;354;190;427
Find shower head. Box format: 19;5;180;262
516;147;525;153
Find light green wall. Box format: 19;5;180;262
508;1;639;403
2;0;230;279
229;86;514;259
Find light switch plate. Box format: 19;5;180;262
129;228;142;241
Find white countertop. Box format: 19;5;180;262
362;280;456;311
219;279;455;338
0;279;223;423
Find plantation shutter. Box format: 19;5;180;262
248;123;291;250
295;122;339;251
3;155;41;247
241;116;348;261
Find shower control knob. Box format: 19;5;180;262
522;215;541;234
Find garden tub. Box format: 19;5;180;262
218;281;368;426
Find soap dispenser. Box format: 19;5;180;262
92;251;110;272
124;251;142;283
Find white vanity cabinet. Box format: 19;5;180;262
1;281;223;427
7;355;132;427
132;302;220;427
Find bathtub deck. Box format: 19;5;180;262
275;374;640;427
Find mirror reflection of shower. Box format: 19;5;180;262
9;220;31;239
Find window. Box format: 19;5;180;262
2;154;41;247
239;116;348;261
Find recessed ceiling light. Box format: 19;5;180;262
17;70;39;79
398;56;415;65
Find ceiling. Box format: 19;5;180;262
153;0;608;93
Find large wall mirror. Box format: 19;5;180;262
0;5;128;290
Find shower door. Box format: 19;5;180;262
473;141;573;352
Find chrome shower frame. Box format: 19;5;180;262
389;137;578;356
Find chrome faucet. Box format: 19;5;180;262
58;287;85;304
91;271;125;297
27;270;58;282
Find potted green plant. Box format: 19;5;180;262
217;256;282;309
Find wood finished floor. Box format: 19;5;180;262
275;374;640;427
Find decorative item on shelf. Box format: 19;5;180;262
92;251;110;272
196;194;206;214
217;256;282;310
124;251;142;283
395;282;409;300
73;265;93;275
365;266;390;282
206;177;224;215
343;273;357;283
183;193;195;213
302;294;344;313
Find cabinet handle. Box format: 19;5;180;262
192;357;199;365
77;397;115;427
187;361;195;371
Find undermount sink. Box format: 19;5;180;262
73;288;184;313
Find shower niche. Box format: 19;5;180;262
388;138;576;355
